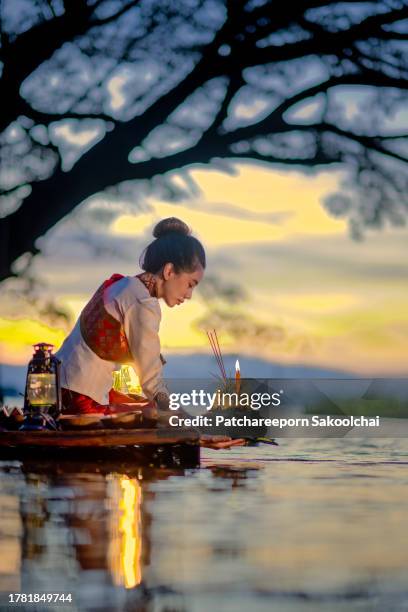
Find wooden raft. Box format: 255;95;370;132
0;428;200;449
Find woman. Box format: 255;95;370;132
57;217;244;449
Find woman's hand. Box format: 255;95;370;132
199;435;246;450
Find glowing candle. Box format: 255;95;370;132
235;359;241;395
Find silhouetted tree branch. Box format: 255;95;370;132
1;0;408;280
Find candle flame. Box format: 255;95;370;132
235;359;240;372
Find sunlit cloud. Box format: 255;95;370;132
274;293;360;314
112;164;347;245
1;163;407;375
0;318;66;365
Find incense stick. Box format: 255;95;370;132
213;329;227;381
208;331;223;377
207;331;223;379
207;331;223;378
207;330;227;382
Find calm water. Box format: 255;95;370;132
1;439;408;611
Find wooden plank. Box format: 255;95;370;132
0;428;199;448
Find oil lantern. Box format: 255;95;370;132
21;343;62;430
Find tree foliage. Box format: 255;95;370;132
1;0;408;282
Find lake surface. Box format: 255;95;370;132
1;439;408;611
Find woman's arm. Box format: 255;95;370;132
123;299;169;402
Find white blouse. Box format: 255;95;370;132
56;276;168;405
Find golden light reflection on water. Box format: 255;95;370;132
2;443;408;609
0;493;22;591
109;475;142;589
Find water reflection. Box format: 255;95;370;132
1;441;408;610
0;459;193;610
109;475;142;589
0;468;22;592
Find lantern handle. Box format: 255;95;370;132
33;342;55;353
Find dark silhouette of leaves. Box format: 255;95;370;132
1;0;408;281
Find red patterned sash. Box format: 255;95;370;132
80;274;132;362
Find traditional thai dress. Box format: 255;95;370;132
56;273;168;414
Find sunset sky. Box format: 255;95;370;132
2;0;408;380
1;161;408;376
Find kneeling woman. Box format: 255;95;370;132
57;217;243;449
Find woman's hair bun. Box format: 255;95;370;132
142;216;205;273
153;217;191;238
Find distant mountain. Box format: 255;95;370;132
0;353;353;400
162;352;353;379
0;364;26;396
3;355;406;413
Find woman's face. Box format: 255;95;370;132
160;263;204;307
